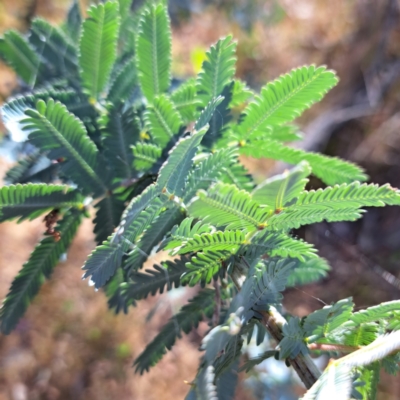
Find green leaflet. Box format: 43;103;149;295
182;250;232;286
230;79;254;108
29;18;78;82
132;142;162;171
280;317;309;359
0;209;83;334
220;161;254;192
79;1;120;100
134;289;215;373
1;89;97;132
244;231;318;262
241;138;367;185
177;230;245;254
124;256;190;304
286;257;330;286
136;3;171;101
102;103;140;182
236;65;338;140
304;298;354;342
162;217;214;253
157;126;207;196
171;78;200;123
124;206;184;271
4;150;42;184
239;258;297;321
107;57;138;103
93;195;125;244
64;0;82;42
0;183;83;222
83;185;164;288
252;161;311;210
196;36;237;107
0;30;42;86
23;99;107;196
188;183;270;231
268;182;400;230
194;96;224;132
183;147;237;202
143;94;183;148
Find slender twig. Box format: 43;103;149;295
229;265;321;389
308;343;361;353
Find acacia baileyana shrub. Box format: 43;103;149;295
1;1;400;398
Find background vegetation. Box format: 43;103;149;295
0;0;400;399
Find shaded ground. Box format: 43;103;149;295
1;0;400;399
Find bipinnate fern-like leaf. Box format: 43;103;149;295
236;65;338;140
268;182;400;230
188;183;270;231
196;36;237;107
79;1;120;100
102;103;139;181
93;196;125;244
252;161;311;210
157;126;207;196
0;30;42;86
136;3;171;102
29;18;78;82
84;120;207;287
143;94;183;148
134;289;215;373
132;142;162;171
22;99;106;196
123;257;190;304
241;138;367;185
0;209;83;334
171;78;200;123
0;183;83;222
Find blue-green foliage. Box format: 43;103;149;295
1;2;400;399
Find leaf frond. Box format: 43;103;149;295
22;99;106;196
79;1;120;99
241;139;367;185
188;183;269;231
136;3;171;101
134;289;215;373
0;183;83;222
0;209;83;334
196;36;237;107
236;65;338;139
